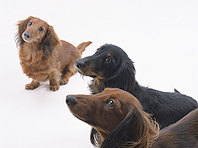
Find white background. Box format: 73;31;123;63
0;0;198;148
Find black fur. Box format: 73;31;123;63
75;44;198;146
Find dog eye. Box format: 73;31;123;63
106;99;114;109
105;57;111;63
39;27;44;32
28;22;32;26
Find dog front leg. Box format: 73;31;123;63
49;71;60;91
25;79;40;90
60;67;76;85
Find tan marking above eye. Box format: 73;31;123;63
107;53;111;56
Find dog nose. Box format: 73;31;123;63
24;32;31;38
75;60;86;69
66;95;76;106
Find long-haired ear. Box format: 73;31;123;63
106;59;136;93
41;26;61;57
101;109;159;148
15;16;33;48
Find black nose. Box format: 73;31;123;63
66;95;76;106
75;60;86;69
24;32;31;38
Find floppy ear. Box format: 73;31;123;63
106;59;136;93
41;26;61;57
15;16;33;48
100;109;159;148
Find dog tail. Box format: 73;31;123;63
77;41;92;54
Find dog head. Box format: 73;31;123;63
66;88;159;147
16;16;61;57
75;44;136;93
76;44;129;78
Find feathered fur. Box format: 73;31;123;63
66;88;159;148
75;44;198;145
15;16;92;91
66;88;198;148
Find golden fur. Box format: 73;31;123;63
15;16;91;91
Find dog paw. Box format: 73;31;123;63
59;78;69;85
25;82;40;90
49;84;59;91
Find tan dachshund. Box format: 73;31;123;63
15;16;91;91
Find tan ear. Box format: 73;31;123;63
15;16;33;47
41;26;61;57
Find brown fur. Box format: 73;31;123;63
66;88;198;148
15;16;92;91
152;108;198;148
66;88;159;148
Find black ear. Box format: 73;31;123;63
15;16;33;48
100;109;159;148
41;26;61;57
106;59;136;93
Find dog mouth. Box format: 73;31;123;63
77;68;97;78
77;68;85;75
72;113;97;126
85;120;97;126
22;37;31;43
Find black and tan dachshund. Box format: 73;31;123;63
66;88;198;148
75;44;198;146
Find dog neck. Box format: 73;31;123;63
98;131;108;145
19;42;48;65
89;77;106;94
89;74;141;96
92;128;109;146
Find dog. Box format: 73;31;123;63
15;16;92;91
66;88;198;148
75;44;198;126
75;44;198;143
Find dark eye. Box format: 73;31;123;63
28;22;32;26
39;27;44;32
106;99;114;109
105;57;111;63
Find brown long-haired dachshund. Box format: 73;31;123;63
66;88;198;148
15;16;92;91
